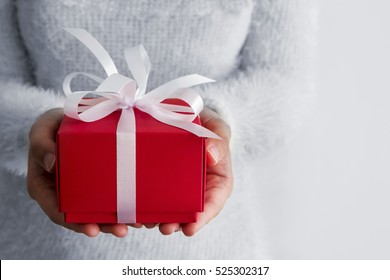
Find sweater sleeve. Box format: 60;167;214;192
0;0;64;176
199;0;317;162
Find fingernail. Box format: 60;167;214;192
44;153;56;172
208;146;219;163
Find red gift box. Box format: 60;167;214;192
56;107;206;224
56;28;219;224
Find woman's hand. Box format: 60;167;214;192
158;107;233;236
27;108;129;237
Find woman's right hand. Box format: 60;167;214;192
26;108;132;237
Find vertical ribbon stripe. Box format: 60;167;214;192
116;109;136;223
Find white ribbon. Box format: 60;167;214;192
62;28;221;223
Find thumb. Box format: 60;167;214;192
29;108;64;173
200;108;231;166
206;132;229;165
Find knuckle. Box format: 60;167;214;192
26;177;37;200
28;113;47;141
208;196;223;216
48;215;59;225
218;119;231;139
28;122;37;142
28;140;39;156
226;182;234;197
28;124;43;154
224;123;232;139
47;212;63;226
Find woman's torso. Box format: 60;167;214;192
17;0;254;91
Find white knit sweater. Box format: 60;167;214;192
0;0;317;259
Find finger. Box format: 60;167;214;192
73;224;100;237
27;150;52;200
127;223;143;228
159;223;181;235
182;177;232;237
100;224;128;237
144;223;158;229
200;109;231;166
29;108;64;173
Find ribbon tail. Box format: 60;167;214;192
172;121;222;140
63;28;118;76
116;109;137;223
146;109;222;140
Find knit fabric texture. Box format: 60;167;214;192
0;0;317;259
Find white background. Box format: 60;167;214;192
251;0;390;259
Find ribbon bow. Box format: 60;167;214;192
63;28;221;140
62;28;220;223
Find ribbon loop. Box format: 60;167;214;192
124;45;151;98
